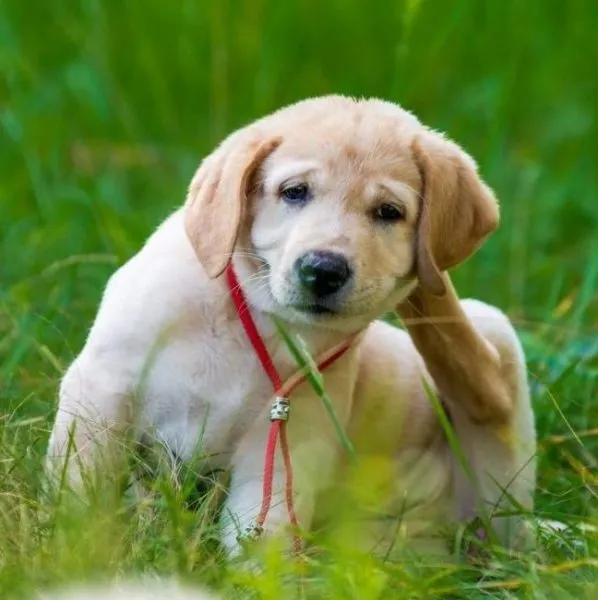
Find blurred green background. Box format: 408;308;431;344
1;0;597;572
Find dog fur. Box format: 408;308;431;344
37;579;218;600
46;95;536;559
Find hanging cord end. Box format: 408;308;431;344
236;522;264;544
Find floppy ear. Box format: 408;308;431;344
412;132;499;296
184;134;282;279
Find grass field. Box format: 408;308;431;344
1;0;597;597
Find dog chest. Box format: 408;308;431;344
136;322;275;467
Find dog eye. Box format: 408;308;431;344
281;183;310;205
373;203;405;222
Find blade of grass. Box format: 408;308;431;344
271;316;355;459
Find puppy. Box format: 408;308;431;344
46;95;534;558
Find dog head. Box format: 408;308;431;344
185;96;498;329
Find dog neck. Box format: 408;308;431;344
228;255;359;368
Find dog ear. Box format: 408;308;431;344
184;134;282;279
412;132;499;296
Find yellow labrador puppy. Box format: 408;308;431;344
46;95;535;558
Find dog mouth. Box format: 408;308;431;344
289;302;336;316
251;252;343;318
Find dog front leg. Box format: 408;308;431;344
396;273;512;426
222;430;343;559
222;365;356;559
46;354;133;500
220;416;289;558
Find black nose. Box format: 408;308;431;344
294;251;352;297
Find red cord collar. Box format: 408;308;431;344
225;264;356;552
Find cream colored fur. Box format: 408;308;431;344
319;299;535;558
37;579;218;600
46;95;536;559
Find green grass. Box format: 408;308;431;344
1;0;597;597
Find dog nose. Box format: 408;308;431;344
294;251;352;297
